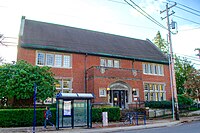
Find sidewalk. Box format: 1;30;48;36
1;115;200;133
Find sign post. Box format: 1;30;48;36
33;83;37;133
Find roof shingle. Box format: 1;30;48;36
20;18;168;64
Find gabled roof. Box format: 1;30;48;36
19;17;168;64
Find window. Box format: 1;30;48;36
56;79;72;93
114;60;119;68
55;55;62;67
100;58;120;68
99;88;106;97
143;64;148;73
100;59;106;67
46;54;54;66
107;60;113;67
144;83;166;101
37;53;45;65
63;55;71;68
143;63;164;76
36;51;71;68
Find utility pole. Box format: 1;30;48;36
161;3;180;120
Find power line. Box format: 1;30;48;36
123;0;168;30
179;26;200;32
173;15;200;25
168;0;200;14
174;5;200;17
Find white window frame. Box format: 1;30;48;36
144;83;166;101
107;59;113;67
100;58;106;67
37;52;45;66
55;54;62;67
46;53;54;66
114;60;120;68
36;51;72;68
63;55;71;68
143;63;164;76
99;88;107;97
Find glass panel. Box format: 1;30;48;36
107;59;113;67
46;54;54;66
144;84;149;90
154;65;158;74
55;54;62;67
63;55;71;68
56;80;62;89
63;79;70;89
145;92;149;101
114;60;119;68
160;92;164;101
148;64;152;74
149;84;153;91
58;100;63;128
100;59;106;66
74;100;87;127
155;92;159;101
63;117;72;127
37;53;45;65
150;92;154;101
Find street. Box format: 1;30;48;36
113;121;200;133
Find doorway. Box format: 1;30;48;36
113;90;126;109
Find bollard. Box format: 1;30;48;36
102;112;108;126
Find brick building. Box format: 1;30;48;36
17;17;171;109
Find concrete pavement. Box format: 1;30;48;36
1;114;200;133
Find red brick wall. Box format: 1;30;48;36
17;47;172;102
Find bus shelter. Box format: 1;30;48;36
56;93;94;129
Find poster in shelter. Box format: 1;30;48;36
64;101;71;116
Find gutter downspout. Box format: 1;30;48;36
84;53;88;93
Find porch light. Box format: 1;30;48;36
114;98;117;101
107;88;110;91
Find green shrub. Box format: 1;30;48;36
145;101;172;109
92;107;120;122
0;108;56;127
178;95;194;109
0;107;120;127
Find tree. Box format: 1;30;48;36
174;56;195;95
153;31;169;54
0;60;57;105
184;69;200;99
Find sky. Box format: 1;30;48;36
0;0;200;68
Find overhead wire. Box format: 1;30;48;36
173;15;200;25
167;0;200;14
123;0;168;30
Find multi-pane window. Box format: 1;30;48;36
37;53;45;65
100;58;120;68
107;60;113;67
55;79;72;93
36;51;71;68
63;55;71;68
114;60;120;68
55;55;62;67
144;83;166;101
143;63;164;76
46;54;54;66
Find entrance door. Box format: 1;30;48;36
113;90;125;109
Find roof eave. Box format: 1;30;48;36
21;43;169;65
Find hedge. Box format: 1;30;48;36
0;108;56;127
92;107;120;122
0;107;120;127
145;101;172;109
